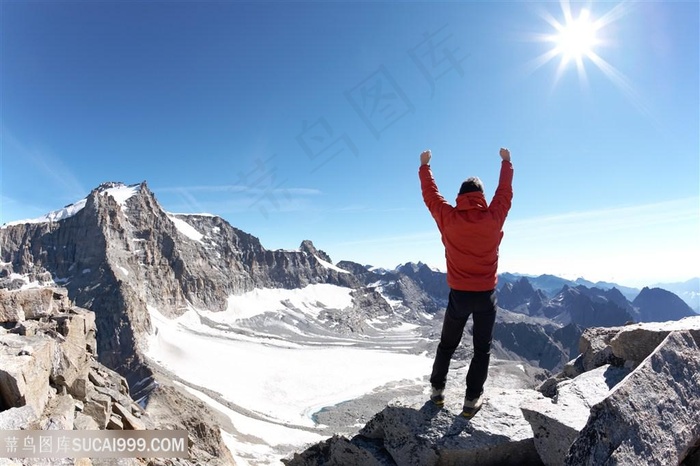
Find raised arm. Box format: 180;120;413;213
419;150;450;227
491;147;514;225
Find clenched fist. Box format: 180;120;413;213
420;150;432;165
499;148;511;162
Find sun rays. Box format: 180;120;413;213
526;0;641;103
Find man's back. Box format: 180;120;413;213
419;151;513;291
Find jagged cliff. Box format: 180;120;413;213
0;182;358;377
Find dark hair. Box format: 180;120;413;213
459;177;484;195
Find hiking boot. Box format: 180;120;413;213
461;394;483;418
430;387;445;406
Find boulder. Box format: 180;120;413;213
0;334;55;414
112;402;146;430
359;405;440;466
74;412;100;430
608;316;700;365
40;394;77;430
565;331;700;465
521;365;630;466
578;327;623;371
283;435;388;466
82;388;112;429
0;405;37;430
0;288;64;323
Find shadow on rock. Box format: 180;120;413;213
284;398;542;466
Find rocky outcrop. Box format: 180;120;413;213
526;316;700;466
565;330;700;465
521;364;630;466
0;287;234;465
142;384;236;466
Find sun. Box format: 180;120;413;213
554;8;600;65
525;0;651;116
526;0;632;89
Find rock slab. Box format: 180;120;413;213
565;330;700;465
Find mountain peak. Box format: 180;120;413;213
299;240;333;264
91;181;144;205
633;287;695;321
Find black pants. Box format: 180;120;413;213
429;289;497;400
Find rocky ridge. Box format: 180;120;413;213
0;287;236;465
0;183;358;376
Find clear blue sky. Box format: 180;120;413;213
2;1;698;287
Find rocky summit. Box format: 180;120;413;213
1;181;698;465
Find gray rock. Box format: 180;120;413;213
565;331;700;465
521;365;630;466
0;288;59;323
0;334;55;414
112;401;146;430
0;289;26;322
48;309;97;400
40;394;76;430
609;316;700;365
107;413;124;430
144;383;236;465
74;411;100;430
283;435;389;466
360;405;440;466
289;385;543;466
82;389;112;429
0;405;37;429
578;326;624;371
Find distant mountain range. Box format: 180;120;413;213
499;272;699;313
1;180;697;464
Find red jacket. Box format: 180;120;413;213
419;161;513;291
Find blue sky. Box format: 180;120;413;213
2;1;698;287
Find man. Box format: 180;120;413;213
419;147;513;418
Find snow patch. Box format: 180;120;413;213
315;256;350;274
168;216;204;243
117;266;129;277
101;184;140;205
2;199;87;227
167;212;217;218
209;284;355;322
